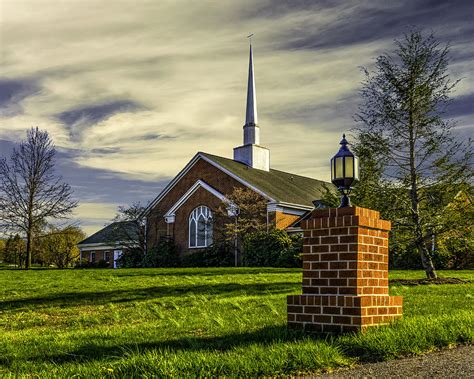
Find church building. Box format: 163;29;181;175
144;43;332;255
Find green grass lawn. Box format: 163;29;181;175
0;268;472;377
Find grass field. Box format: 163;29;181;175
0;268;472;377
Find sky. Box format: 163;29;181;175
0;0;473;236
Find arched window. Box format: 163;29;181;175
189;206;213;248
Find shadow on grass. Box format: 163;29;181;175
114;267;300;277
0;325;316;366
0;281;299;311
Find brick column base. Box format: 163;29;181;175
287;206;403;333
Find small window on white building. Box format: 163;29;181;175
189;206;213;248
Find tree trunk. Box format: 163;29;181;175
408;98;437;279
25;229;32;269
414;216;437;279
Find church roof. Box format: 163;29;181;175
201;152;333;208
78;221;139;246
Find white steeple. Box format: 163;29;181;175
234;38;270;171
245;43;258;128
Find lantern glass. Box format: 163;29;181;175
354;156;359;180
345;156;354;178
335;157;344;178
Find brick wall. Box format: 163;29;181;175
275;211;301;230
288;206;403;333
81;249;115;268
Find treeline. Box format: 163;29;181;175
0;226;85;268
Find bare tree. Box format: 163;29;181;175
0;127;77;269
354;31;472;278
110;202;145;253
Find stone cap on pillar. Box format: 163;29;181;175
301;206;391;231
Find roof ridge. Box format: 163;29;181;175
201;151;326;183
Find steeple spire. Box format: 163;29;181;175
234;37;270;171
245;41;258;126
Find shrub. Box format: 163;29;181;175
389;247;423;270
182;242;234;267
242;229;302;268
438;237;474;269
142;238;180;268
116;248;144;268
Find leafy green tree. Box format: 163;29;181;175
214;187;267;265
0;239;5;262
217;187;267;237
354;30;472;278
436;189;473;269
37;226;86;268
320;183;340;208
2;234;26;267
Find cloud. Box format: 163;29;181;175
0;78;41;117
55;100;142;141
447;93;474;119
0;0;472;234
276;0;474;50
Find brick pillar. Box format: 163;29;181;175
287;206;403;333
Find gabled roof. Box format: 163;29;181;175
201;153;333;208
144;152;334;215
165;179;227;219
78;221;139;246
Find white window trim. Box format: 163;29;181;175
164;180;227;223
188;205;213;248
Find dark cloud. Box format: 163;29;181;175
446;93;474;119
0;78;41;116
0;139;15;157
141;133;176;141
55;100;142;141
1;138;166;208
241;0;338;19
90;147;122;155
56;148;167;207
273;0;474;50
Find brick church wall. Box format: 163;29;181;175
146;157;308;256
275;211;301;230
146;158;266;255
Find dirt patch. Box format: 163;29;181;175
390;277;470;286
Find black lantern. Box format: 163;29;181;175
331;134;359;207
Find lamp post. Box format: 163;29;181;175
227;203;240;267
331;134;359;207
